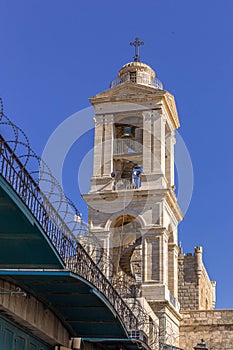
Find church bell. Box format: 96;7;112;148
121;126;133;138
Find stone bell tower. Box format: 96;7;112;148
83;39;183;340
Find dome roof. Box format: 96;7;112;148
118;61;156;80
110;61;163;90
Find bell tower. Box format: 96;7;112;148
83;39;183;341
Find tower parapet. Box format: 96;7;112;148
110;61;163;89
178;247;216;310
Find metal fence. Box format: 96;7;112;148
0;134;138;333
110;77;163;90
114;138;143;155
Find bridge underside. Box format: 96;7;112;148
0;270;128;339
0;175;146;349
0;176;64;269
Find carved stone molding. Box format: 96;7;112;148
94;114;104;126
142;111;152;122
104;114;114;124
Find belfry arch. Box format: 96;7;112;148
110;215;142;276
108;214;143;298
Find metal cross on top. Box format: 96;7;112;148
130;37;144;62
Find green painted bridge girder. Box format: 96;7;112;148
0;175;64;269
0;176;130;340
0;270;129;339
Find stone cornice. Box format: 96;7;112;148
163;92;180;129
89;83;180;130
165;189;183;222
149;300;183;321
181;309;233;314
89;82;164;104
83;187;183;222
83;188;167;200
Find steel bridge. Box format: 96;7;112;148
0;98;185;350
0;120;150;350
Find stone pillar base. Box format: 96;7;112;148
142;283;180;311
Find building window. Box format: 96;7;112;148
130;71;136;83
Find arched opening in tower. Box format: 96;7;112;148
110;215;142;297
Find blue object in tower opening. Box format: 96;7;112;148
132;165;143;188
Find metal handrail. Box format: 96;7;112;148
0;134;138;333
110;77;163;90
114;138;143;155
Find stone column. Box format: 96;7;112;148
151;111;166;175
195;246;203;309
160;230;168;285
102;114;114;177
142;111;152;174
165;130;175;187
211;281;216;308
93;115;104;177
195;246;203;283
143;230;168;284
94;230;111;278
168;241;179;298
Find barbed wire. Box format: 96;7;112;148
0;98;180;350
0;97;105;264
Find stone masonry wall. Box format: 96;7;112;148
178;247;215;310
199;266;215;310
178;252;199;310
179;310;233;350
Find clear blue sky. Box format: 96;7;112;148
1;0;233;309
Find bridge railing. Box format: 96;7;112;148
0;134;138;333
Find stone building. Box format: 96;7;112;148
0;100;155;350
178;247;216;311
83;46;233;350
1;44;233;350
